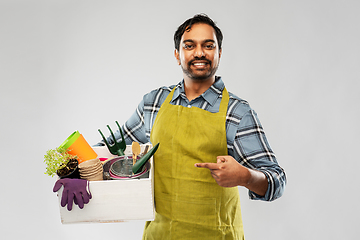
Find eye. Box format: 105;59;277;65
183;44;194;50
204;44;215;49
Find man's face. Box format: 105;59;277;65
175;23;222;82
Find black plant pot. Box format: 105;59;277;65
59;166;80;179
57;159;80;179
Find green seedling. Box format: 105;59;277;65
44;147;78;177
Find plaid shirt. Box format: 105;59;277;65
98;77;286;201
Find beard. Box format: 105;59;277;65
181;57;219;81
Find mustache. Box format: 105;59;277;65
188;57;211;65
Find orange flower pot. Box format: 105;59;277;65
59;131;98;164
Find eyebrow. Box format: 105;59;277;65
182;39;216;44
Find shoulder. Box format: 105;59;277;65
227;91;253;119
147;85;176;95
216;77;253;117
142;84;177;106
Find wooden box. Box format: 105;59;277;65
57;144;155;224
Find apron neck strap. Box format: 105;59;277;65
164;86;229;113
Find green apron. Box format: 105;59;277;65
143;87;244;240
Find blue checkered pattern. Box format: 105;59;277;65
97;77;286;201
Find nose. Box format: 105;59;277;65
194;45;205;58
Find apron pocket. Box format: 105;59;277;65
156;192;218;227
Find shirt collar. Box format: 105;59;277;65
171;76;225;106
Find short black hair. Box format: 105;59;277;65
174;14;223;51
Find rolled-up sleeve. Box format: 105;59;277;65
232;109;286;201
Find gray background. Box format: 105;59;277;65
1;0;359;239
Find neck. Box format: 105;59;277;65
183;76;215;102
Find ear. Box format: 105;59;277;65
219;48;222;59
174;49;181;65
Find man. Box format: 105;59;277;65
103;14;286;239
56;14;286;239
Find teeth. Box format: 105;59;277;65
193;63;206;66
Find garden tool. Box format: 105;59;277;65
132;141;141;166
132;142;159;174
140;145;150;157
98;121;126;156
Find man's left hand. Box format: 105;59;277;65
195;156;251;188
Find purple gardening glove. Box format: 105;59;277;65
53;178;92;211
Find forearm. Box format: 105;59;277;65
242;168;268;197
236;158;286;201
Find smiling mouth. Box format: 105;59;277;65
193;62;207;66
189;60;211;69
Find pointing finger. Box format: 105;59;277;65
195;162;221;170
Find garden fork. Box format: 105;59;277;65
98;121;126;156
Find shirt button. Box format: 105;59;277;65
187;105;191;108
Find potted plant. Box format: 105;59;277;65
44;147;80;179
